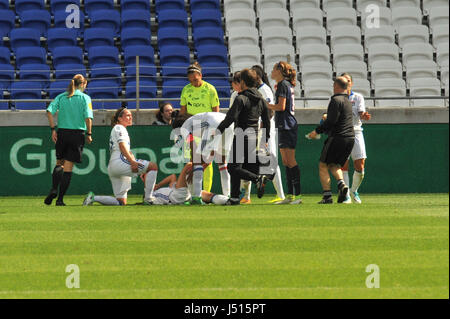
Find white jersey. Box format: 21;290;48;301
153;186;191;205
109;124;131;161
258;83;274;105
349;91;366;132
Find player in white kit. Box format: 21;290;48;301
83;107;158;206
340;73;371;204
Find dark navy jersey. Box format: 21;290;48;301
274;80;297;130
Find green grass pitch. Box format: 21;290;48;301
0;194;448;299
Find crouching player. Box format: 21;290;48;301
83;107;158;206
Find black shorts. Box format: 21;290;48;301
278;126;298;149
55;129;86;163
320;136;355;167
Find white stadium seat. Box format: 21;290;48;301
397;25;430;48
322;0;353;13
300;63;333;81
356;0;388;13
374;78;409;107
364;26;396;49
429;6;449;29
392;7;422;29
405;60;439;82
298;44;330;65
330;25;362;50
292;8;323;29
261;26;292;46
290;0;320;10
402;43;434;66
224;0;254;11
263;44;296;69
409;78;444;107
370;60;403;83
367;43;400;67
436;43;449;67
295;26;327;48
229;45;261;72
303;79;334;108
256;0;287;14
225;9;256;30
361;6;392;31
423;0;449;13
441;66;449;86
390;0;421;9
333;44;365;64
334;60;368;81
258;8;290;29
432;25;450;48
326;8;358;31
352;79;373;105
228;27;259;47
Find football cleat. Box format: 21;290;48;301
268;196;284;204
337;186;349;203
290;198;303;205
318;197;333;204
44;189;58;205
226;198;240;205
190;196;205;205
83;191;95;206
256;175;267;198
55;200;66;206
351;191;362;204
275;195;295;205
240;198;251;204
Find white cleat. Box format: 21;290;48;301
83;191;95;206
351;191;362;204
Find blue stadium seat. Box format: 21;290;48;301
193;27;224;47
121;27;151;49
50;0;81;14
158;27;188;47
88;46;119;65
190;0;220;11
201;62;229;78
155;0;184;12
0;91;8;110
0;0;9;10
123;45;154;66
0;63;14;90
15;0;45;16
86;79;121;109
52;46;84;68
54;63;86;80
191;9;222;28
197;44;228;65
49;80;70;99
162;79;188;108
20;10;51;37
203;78;230;98
0;9;15;38
121;0;151;11
54;10;85;37
47;28;78;53
15;47;47;67
11;81;46;110
84;0;114;16
161;62;189;77
157;9;188;29
121;9;151;30
10;28;40;53
90;63;122;85
0;47;10;64
126;79;158;109
90;10;121;36
159;45;190;66
84;28;115;51
19;63;51;89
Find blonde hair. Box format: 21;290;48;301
67;74;87;97
275;61;297;87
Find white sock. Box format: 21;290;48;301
218;164;230;197
144;170;157;201
242;180;251;200
273;166;285;200
193;165;203;197
351;170;364;193
211;194;229;205
343;170;350;187
93;196;120;206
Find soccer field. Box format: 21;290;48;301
0;194;448;299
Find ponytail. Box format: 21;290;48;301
67;74;86;97
111;107;126;127
276;61;296;87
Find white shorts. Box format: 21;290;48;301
153;186;190;205
108;155;150;199
350;131;367;161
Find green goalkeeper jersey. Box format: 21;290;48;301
180;81;220;115
47;90;93;130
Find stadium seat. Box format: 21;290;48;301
0;0;8;9
392;7;422;29
54;63;87;80
190;0;220;11
352;79;372;99
0;9;15;38
298;44;330;65
390;0;421;9
263;44;296;70
123;45;155;66
330;26;362;50
398;25;430;48
0;47;10;65
158;27;188;47
126;79;158;109
428;6;449;29
121;9;151;30
47;28;78;54
0;91;8;109
193;27;224;47
200;62;229;78
9;28;40;53
15;0;45;15
367;43;400;67
90;10;121;36
84;0;114;16
155;0;184;12
90;63;122;85
18;63;51;89
224;0;254;11
87;79;121;109
161;63;189;77
258;8;290;29
333;44;365;64
50;0;81;13
121;0;150;11
402;43;434;66
10;81;46;110
441;66;449;86
356;0;387;13
432;25;450;48
299;63;333;81
405;60;439;81
436;43;449;67
423;0;449;13
52;46;84;68
197;44;228;65
261;26;292;46
88;46;119;66
334;61;368;80
121;27;151;48
373;78;408;107
48;80;70;99
126;63;157;82
370;60;403;83
290;0;320;10
0;63;14;90
361;6;392;31
157;9;188;29
191;9;222;29
229;45;261;72
326;8;358;31
84;28;115;51
225;9;256;30
409;77;444;107
15;47;46;68
292;8;323;29
159;45;190;66
295;26;327;48
303;79;334;108
54;10;85;37
228;27;259;47
322;0;353;13
162;79;188;108
364;26;396;48
256;0;286;14
206;79;231;98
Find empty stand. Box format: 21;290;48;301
10;81;46;110
84;0;114;16
84;28;115;51
295;26;327;47
47;28;78;53
409;77;444;107
0;9;14;38
90;10;121;36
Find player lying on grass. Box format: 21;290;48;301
82;107;158;206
